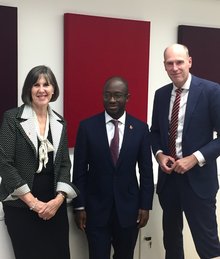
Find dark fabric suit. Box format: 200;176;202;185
73;112;154;258
151;75;220;258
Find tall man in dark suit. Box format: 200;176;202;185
150;43;220;259
72;76;154;259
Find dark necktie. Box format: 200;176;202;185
110;120;119;165
169;88;183;159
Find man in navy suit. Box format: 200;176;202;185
151;43;220;259
72;76;154;259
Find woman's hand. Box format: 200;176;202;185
38;194;65;220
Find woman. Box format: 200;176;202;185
0;65;78;259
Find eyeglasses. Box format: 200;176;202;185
103;92;127;101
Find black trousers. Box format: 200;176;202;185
158;173;220;259
85;207;139;259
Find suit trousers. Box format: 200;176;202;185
158;172;220;259
85;205;139;259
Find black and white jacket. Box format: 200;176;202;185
0;104;78;207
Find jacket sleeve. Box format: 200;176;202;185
55;120;79;199
0;110;29;197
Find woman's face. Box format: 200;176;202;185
31;74;54;109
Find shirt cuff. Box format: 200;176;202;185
74;207;85;210
155;150;163;157
193;151;206;167
56;182;78;200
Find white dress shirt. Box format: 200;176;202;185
105;111;126;153
169;74;205;165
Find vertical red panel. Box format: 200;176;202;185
64;13;150;147
0;5;17;123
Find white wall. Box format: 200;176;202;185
0;0;220;258
0;0;220;117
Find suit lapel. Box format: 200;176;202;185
49;108;63;162
183;77;203;136
160;85;173;146
19;105;38;154
99;113;113;164
19;105;63;161
147;84;172;153
116;115;134;167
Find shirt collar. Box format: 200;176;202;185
173;73;192;91
105;111;126;125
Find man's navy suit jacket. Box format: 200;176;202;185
151;75;220;199
73;112;154;228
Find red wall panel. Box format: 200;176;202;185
64;13;150;146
